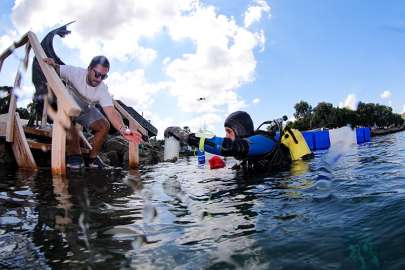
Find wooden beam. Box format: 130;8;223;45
6;41;32;142
23;126;53;137
0;33;29;63
112;99;147;136
11;113;37;170
128;121;139;168
0;113;8;137
27;32;81;117
51;100;70;175
27;140;91;154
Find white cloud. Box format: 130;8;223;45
108;69;168;110
244;0;270;28
338;101;344;109
166;4;265;113
7;0;271;137
403;105;405;113
344;94;357;111
141;110;173;138
10;0;189;64
180;113;223;133
163;57;171;65
0;30;19;53
380;90;391;99
253;98;260;105
388;100;393;108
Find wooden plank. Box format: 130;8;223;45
0;113;8;137
41;86;50;127
10;113;37;170
77;129;92;150
27;32;81;117
51;105;70;175
23;126;53;137
112;99;147;136
0;32;29;63
6;41;32;142
27;140;91;154
128;121;139;168
6;77;20;142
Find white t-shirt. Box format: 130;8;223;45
60;65;113;111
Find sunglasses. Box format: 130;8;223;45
92;68;108;80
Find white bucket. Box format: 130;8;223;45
164;136;180;161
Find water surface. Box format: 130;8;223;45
1;131;405;269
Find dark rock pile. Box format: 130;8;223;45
0;134;164;167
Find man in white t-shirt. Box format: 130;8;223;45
43;56;142;169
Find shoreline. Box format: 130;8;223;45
370;126;405;136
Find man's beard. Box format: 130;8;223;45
87;74;100;87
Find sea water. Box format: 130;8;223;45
0;131;405;269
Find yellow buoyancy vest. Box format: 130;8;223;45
281;128;313;161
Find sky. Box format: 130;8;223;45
1;0;405;139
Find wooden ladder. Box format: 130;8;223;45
0;31;147;175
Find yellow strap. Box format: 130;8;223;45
199;136;205;152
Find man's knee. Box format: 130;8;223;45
90;118;110;133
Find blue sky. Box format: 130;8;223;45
1;0;405;138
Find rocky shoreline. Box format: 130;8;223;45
0;133;164;167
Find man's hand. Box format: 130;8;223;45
43;58;56;68
122;129;143;145
164;126;190;142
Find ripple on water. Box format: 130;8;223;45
1;132;405;268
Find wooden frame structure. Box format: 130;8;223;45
0;31;147;174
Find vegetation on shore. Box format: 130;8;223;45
287;100;404;131
1;86;32;119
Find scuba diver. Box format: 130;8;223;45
164;111;314;171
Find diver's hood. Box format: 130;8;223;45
224;111;254;139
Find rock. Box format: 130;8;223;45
103;135;129;156
105;151;119;165
0;139;14;164
98;152;110;165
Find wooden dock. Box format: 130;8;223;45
0;30;148;175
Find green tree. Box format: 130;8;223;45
293;101;312;119
0;86;31;119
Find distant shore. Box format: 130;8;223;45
371;126;405;136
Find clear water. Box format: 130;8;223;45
1;131;405;269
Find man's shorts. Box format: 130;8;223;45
72;106;105;129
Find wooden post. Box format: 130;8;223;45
11;113;37;170
128;121;139;168
51;100;70;175
111;99;147;168
6;41;31;142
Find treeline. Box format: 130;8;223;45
287;100;404;131
0;86;31;119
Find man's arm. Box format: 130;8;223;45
103;106;142;144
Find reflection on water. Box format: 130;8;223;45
0;131;405;269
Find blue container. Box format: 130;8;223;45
302;131;315;151
364;127;371;142
314;130;330;150
356;128;365;144
197;149;205;164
